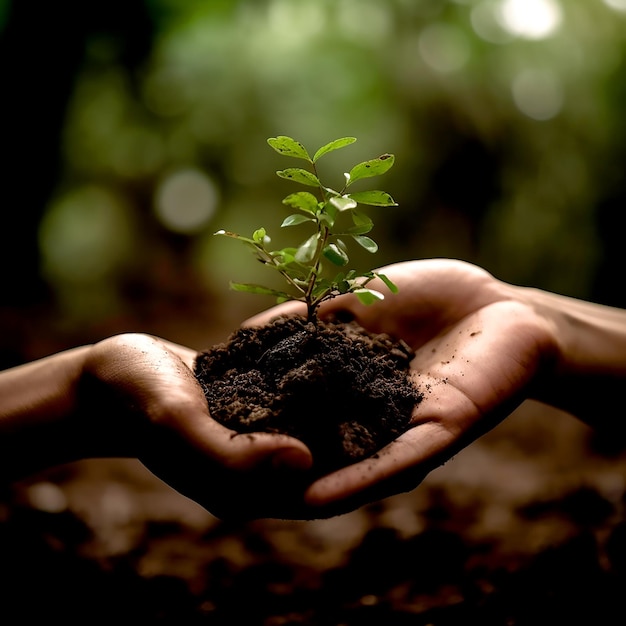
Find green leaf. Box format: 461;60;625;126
275;293;296;303
323;243;349;266
272;247;298;265
267;136;311;161
329;272;347;292
329;195;358;211
353;288;385;305
319;201;338;228
277;168;321;187
322;186;341;197
351;210;373;228
295;233;319;263
342;223;373;235
375;272;399;294
230;282;294;300
347;190;398;207
346;154;395;185
282;191;319;214
352;234;378;253
312;136;357;162
281;214;314;227
312;278;334;299
253;228;270;244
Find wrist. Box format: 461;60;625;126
0;346;93;479
513;284;626;428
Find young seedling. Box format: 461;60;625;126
215;135;399;322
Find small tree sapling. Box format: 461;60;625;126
215;135;399;322
196;135;422;479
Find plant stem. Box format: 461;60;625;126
257;245;307;296
301;161;335;321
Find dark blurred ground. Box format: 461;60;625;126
2;397;625;625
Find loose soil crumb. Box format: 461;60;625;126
194;315;423;477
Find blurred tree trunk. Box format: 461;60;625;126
0;0;154;363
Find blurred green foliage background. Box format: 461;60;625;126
1;0;625;364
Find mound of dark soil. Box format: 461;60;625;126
194;315;423;477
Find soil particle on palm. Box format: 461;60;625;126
194;315;423;477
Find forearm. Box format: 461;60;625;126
0;346;121;480
519;285;626;431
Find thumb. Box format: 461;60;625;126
187;414;314;472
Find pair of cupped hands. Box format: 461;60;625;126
84;259;556;520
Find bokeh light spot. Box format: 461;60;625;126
511;69;564;120
154;169;219;234
337;0;392;41
471;1;516;44
418;23;471;74
603;0;626;12
39;186;134;284
498;0;563;40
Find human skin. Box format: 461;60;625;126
246;258;626;516
0;333;313;520
2;258;625;521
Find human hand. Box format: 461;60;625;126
245;258;558;515
0;333;314;520
82;333;321;520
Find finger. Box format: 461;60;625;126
303;396;466;507
143;362;314;472
304;301;549;509
150;337;314;469
182;416;314;472
301;344;483;508
92;334;314;472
